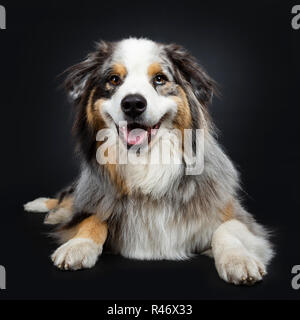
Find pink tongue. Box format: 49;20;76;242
127;129;148;145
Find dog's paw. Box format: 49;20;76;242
24;197;50;213
216;249;267;285
44;208;72;225
51;238;102;271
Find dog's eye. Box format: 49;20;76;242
109;75;121;86
153;74;167;86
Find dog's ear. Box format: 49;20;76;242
64;40;111;105
165;44;217;107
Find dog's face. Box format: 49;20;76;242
101;39;180;147
65;38;216;159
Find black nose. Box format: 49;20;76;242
121;94;147;118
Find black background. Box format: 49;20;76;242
0;0;299;300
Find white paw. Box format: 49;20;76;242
24;197;50;213
51;238;102;271
216;249;267;285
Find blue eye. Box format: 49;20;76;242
153;74;167;86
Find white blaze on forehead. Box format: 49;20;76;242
112;38;162;73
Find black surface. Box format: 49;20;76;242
0;0;299;299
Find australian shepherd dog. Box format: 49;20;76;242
24;38;274;285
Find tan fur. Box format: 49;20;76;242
112;63;127;78
94;98;108;133
45;199;59;210
172;86;192;135
87;90;107;130
147;62;163;78
220;201;235;222
59;196;73;210
88;95;108;153
43;196;74;226
56;214;108;245
86;88;97;125
74;215;108;245
45;197;73;211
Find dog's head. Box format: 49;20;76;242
65;38;216;161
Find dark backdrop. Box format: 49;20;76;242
0;0;299;299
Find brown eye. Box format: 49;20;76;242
153;74;167;86
109;75;121;86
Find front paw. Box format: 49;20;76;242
216;249;267;285
51;238;102;271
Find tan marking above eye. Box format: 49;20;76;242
112;63;127;78
147;62;163;78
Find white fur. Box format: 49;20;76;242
101;38;178;129
112;199;221;260
24;197;50;213
124;163;183;198
51;238;103;270
119;130;184;197
212;219;273;285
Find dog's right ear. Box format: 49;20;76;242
165;43;218;108
64;40;111;105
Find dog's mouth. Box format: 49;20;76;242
116;122;161;148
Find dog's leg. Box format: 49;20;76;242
24;198;58;213
25;195;74;225
212;219;273;285
43;196;73;225
51;215;107;271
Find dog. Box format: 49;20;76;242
24;38;274;285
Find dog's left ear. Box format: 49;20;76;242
165;44;217;107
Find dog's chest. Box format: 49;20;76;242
108;198;219;260
122;162;184;198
